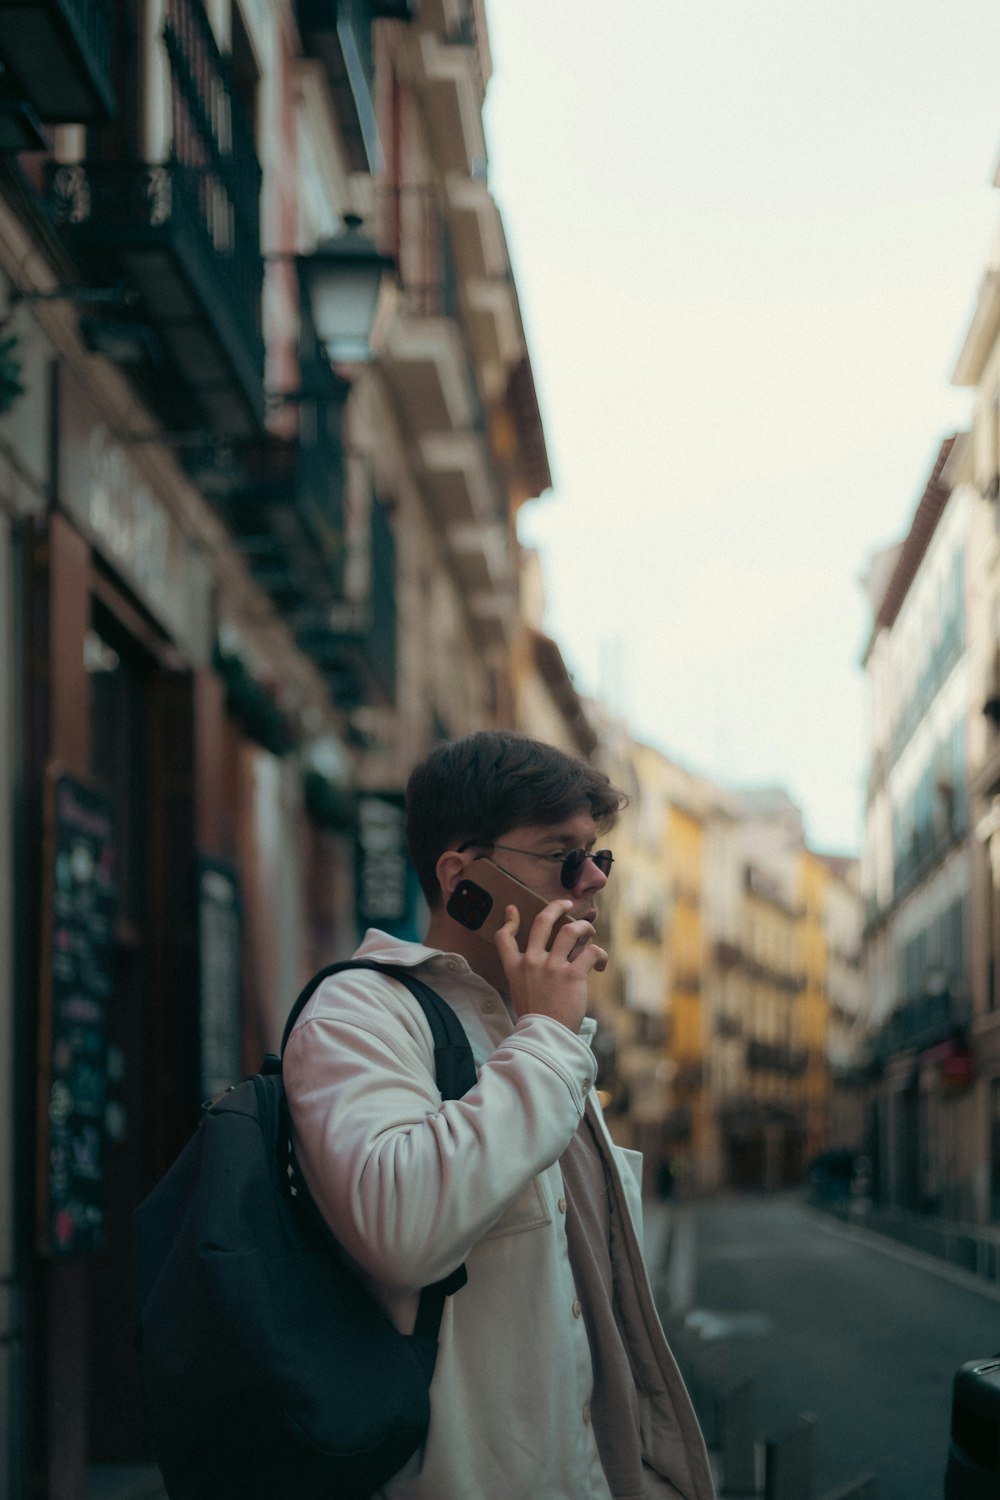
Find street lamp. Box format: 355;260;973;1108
296;215;395;366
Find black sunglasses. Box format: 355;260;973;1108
459;841;614;889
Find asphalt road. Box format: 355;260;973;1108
660;1193;999;1500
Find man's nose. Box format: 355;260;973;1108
572;855;608;894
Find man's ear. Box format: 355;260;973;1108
435;849;467;902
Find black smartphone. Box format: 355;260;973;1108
446;857;571;953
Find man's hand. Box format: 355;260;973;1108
494;900;608;1034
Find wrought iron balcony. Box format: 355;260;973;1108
379;183;463;323
674;1060;705;1092
714;1013;743;1040
47;158;264;436
377;186;488;462
207;437;398;714
295;496;398;708
376;183;508;644
713;939;744;969
42;0;263;434
746;1040;809;1076
0;0;115;122
874;986;972;1063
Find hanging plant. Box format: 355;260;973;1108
214;646;303;758
0;331;25;415
303;769;357;833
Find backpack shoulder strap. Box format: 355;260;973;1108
280;958;477;1101
280;957;475;1319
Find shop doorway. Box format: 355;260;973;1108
84;605;155;1462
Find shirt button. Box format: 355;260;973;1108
445;958;461;972
582;1402;592;1425
480;997;497;1013
581;1079;590;1094
572;1300;582;1318
557;1196;567;1214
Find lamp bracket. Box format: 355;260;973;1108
12;282;139;309
265;378;352;409
2;282;139;336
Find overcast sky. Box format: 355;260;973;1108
481;1;1000;854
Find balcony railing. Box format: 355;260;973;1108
212;369;397;710
634;912;663;944
674;1060;705;1091
714;1013;742;1039
892;804;967;900
889;620;963;766
873;987;972;1064
42;0;264;433
0;0;116;121
746;1040;809;1077
47;157;264;434
379;184;463;323
164;0;261;220
294;488;398;709
714;939;743;969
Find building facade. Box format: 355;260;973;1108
590;726;863;1198
702;790;818;1192
665;795;708;1188
952;194;1000;1226
860;437;977;1218
0;2;551;1495
799;849;833;1167
821;855;866;1153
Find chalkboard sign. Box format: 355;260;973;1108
37;769;118;1257
198;859;242;1100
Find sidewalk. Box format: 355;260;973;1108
642;1196;698;1320
809;1195;1000;1303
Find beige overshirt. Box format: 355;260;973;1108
283;930;716;1500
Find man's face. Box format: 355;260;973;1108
480;810;610;924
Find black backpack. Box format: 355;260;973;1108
135;959;477;1500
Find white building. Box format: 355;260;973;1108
860;435;978;1216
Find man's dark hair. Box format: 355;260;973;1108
405;730;628;906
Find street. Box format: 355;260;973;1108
661;1193;999;1500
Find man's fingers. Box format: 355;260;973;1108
568;935;608;972
523;898;575;953
548;916;597;961
493;904;521;957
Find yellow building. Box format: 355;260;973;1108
586;743;863;1193
702;790;808;1190
741;862;807;1186
602;738;672;1180
799;850;833;1164
666;799;708;1189
581;727;712;1191
822;856;865;1152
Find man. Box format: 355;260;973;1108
284;731;715;1500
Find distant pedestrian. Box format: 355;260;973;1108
657;1155;676;1201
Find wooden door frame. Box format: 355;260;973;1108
35;515;213;1496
